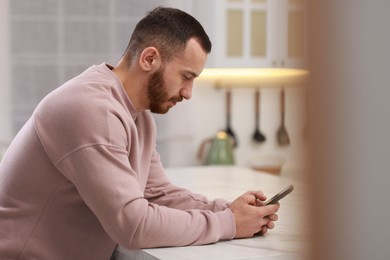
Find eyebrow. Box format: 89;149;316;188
184;71;199;78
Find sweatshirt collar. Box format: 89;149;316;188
97;63;141;120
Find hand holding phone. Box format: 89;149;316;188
264;184;294;205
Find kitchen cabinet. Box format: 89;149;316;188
193;0;307;69
277;0;307;68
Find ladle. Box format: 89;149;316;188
252;89;266;143
225;89;238;147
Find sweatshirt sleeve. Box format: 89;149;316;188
144;150;230;212
57;145;236;249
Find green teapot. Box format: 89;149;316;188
197;131;235;165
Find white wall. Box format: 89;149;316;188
0;0;12;146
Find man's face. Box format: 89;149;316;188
146;39;208;114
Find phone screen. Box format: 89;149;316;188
264;184;294;205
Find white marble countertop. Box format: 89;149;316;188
113;166;309;260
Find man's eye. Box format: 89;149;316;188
183;75;191;81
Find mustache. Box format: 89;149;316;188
170;96;183;103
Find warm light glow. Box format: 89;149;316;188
198;68;310;87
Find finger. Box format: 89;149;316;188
266;202;280;210
268;214;279;221
262;204;280;216
246;191;267;207
260;226;268;235
243;194;257;205
255;198;263;207
253;191;267;201
244;191;266;201
260;216;271;228
266;221;275;229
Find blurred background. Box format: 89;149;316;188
1;0;390;259
0;0;309;180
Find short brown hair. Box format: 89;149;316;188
123;7;212;65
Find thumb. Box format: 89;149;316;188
262;203;280;216
240;193;257;205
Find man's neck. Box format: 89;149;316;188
112;61;149;112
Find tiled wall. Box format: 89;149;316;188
9;0;163;132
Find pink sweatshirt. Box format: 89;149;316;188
0;63;235;259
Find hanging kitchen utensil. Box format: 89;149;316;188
225;89;238;147
252;88;266;143
277;87;290;146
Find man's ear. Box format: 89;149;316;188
139;47;162;72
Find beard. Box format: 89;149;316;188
147;66;182;114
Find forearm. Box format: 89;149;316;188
145;183;230;212
117;202;235;249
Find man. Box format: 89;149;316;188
0;7;279;259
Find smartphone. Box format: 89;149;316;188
264;184;294;205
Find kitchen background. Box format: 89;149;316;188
2;1;390;258
0;0;308;180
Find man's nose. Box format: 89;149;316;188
180;83;193;100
